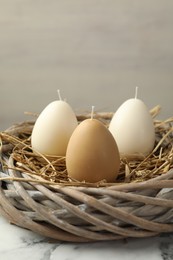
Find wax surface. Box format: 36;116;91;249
31;100;78;156
109;98;155;157
66;119;120;183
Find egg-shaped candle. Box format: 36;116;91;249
31;91;78;156
109;87;155;157
66;107;120;183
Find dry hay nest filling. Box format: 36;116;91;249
1;106;173;242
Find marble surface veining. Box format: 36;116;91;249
1;216;173;260
1;0;173;259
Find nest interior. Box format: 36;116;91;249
0;106;173;242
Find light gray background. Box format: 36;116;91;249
0;0;173;130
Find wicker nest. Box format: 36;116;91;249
1;107;173;242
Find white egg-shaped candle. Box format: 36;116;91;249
31;91;78;156
109;88;155;157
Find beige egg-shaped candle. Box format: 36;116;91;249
109;87;155;157
66;108;120;183
31;91;78;156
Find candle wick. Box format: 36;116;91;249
135;86;138;99
91;106;95;120
57;89;62;100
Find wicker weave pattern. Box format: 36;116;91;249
1;115;173;242
1;156;173;242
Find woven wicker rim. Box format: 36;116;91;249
1;111;173;242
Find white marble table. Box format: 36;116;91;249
1;1;173;259
0;216;173;260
